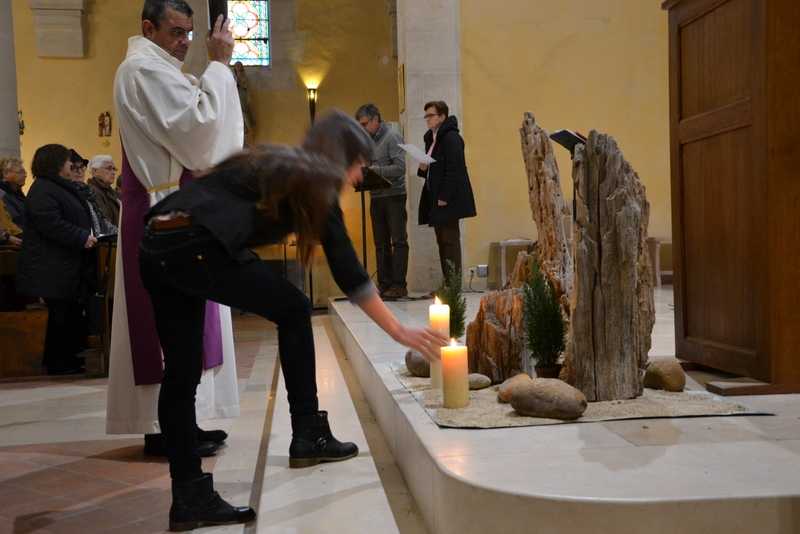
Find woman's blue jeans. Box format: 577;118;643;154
138;222;318;481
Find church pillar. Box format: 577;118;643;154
397;0;463;291
0;0;20;158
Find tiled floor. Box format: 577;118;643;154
0;315;270;534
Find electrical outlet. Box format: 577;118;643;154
468;267;476;276
477;265;489;278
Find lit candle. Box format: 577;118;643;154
428;296;449;388
441;339;469;408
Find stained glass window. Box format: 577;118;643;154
229;1;270;67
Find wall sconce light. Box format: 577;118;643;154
307;87;317;125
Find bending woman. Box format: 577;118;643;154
138;111;447;531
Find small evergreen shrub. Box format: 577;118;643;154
434;260;467;340
522;257;566;367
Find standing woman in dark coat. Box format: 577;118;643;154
417;100;477;282
16;144;117;374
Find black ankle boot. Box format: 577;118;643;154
143;433;219;457
197;426;228;444
289;410;359;468
169;473;255;531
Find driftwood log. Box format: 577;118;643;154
562;131;655;401
518;111;573;313
466;289;533;383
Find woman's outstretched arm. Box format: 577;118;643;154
356;293;448;362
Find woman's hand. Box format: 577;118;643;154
390;323;448;363
356;293;448;362
84;235;98;249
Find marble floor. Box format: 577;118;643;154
1;285;799;533
0;314;420;534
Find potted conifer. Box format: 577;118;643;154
434;260;467;340
522;257;566;378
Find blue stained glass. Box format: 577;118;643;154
229;1;270;66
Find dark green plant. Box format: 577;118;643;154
434;260;467;339
522;257;566;367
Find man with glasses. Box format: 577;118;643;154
109;2;249;528
87;155;121;226
354;103;409;298
0;157;29;231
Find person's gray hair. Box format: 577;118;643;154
355;103;381;122
88;155;115;173
142;0;193;30
0;157;23;174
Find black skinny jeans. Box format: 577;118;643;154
138;222;319;482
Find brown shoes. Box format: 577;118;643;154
383;286;409;299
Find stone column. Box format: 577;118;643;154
397;0;463;291
0;0;20;158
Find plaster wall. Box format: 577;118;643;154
460;0;671;282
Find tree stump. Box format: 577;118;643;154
466;289;533;383
563;131;655;401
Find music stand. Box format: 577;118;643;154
549;129;587;221
354;167;392;270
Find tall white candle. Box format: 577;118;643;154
428;297;449;389
441;339;469;408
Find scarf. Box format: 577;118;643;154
42;174;118;237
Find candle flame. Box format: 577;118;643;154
450;338;457;346
434;296;442;305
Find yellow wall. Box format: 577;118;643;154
460;0;671;274
11;0;671;302
13;0;140;170
12;0;399;305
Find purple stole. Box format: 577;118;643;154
120;146;224;386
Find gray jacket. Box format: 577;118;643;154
369;121;406;198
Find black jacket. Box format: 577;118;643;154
16;175;96;300
416;115;477;227
147;160;372;300
0;179;27;230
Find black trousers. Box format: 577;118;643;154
433;220;461;282
370;194;408;289
139;223;319;481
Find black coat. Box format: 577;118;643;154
16;175;96;300
417;115;477;227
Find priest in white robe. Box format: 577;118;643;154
106;3;244;446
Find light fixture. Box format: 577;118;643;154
307;87;317;125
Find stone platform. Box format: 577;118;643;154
329;288;800;534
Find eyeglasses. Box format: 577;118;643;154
169;28;193;41
358;121;370;128
6;169;26;175
70;165;86;172
423;113;440;119
100;166;118;172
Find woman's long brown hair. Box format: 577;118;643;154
202;111;374;267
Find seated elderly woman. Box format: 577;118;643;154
16;144;117;374
87;155;121;226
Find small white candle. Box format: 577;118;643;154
428;296;449;389
441;339;469;408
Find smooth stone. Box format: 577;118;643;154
405;349;430;378
643;358;686;392
468;373;491;390
497;373;532;403
510;378;588;420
